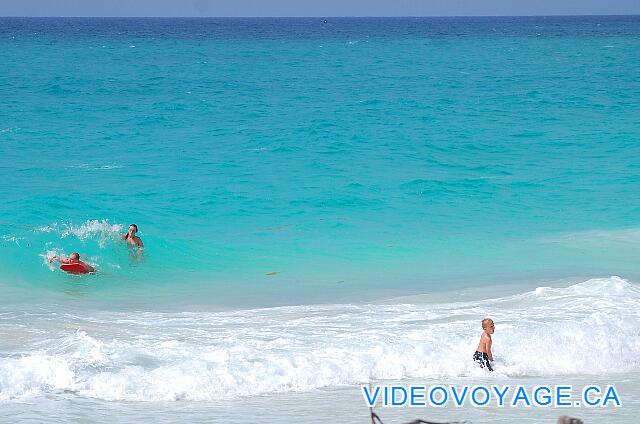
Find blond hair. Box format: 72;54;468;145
482;318;494;329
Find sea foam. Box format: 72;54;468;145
37;220;123;248
0;277;638;401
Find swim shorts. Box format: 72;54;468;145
473;351;493;371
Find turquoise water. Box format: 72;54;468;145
1;17;640;423
2;17;640;307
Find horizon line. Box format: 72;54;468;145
2;13;639;19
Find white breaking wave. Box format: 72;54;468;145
65;164;124;170
1;235;23;246
0;276;638;401
37;220;124;248
41;248;66;270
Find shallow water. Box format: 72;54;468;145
1;16;639;423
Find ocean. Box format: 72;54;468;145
0;16;639;423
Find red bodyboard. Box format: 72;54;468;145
60;263;90;274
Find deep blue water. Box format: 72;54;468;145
2;16;640;38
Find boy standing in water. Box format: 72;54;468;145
473;318;495;371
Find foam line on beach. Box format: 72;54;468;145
1;276;638;401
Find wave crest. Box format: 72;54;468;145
1;277;638;401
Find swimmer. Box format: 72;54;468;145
49;252;96;273
473;318;495;371
122;223;144;248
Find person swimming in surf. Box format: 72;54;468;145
122;223;144;248
49;252;96;273
473;318;495;371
